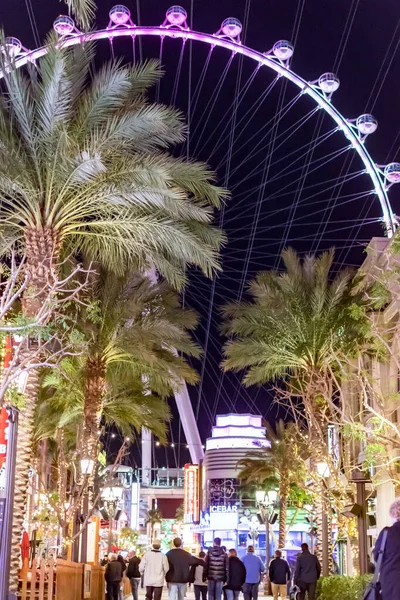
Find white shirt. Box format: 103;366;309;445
140;550;169;587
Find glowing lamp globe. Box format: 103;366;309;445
255;490;266;503
166;6;187;26
318;72;340;94
384;163;400;184
273;40;294;60
2;37;22;57
221;18;242;38
356;114;378;136
109;5;131;26
53;15;75;36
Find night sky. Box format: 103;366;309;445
1;0;399;468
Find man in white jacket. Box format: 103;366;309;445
140;540;170;600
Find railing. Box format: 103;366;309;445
19;558;106;600
136;467;184;488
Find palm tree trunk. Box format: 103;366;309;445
278;477;289;548
9;227;61;590
9;366;40;592
82;355;106;465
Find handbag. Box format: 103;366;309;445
363;528;388;600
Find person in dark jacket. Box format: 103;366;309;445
373;498;400;600
204;538;229;600
167;538;203;600
127;550;142;600
105;553;124;600
224;549;246;600
269;550;291;600
293;544;321;600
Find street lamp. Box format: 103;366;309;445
101;480;125;553
256;489;278;568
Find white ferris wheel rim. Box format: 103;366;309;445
3;21;396;237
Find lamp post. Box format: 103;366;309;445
79;458;94;564
256;489;278;568
316;462;331;576
101;480;125;553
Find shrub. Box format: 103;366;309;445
316;575;372;600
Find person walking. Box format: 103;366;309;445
224;549;246;600
242;546;265;600
293;543;321;600
105;553;124;600
166;538;203;600
127;550;142;600
192;551;208;600
372;498;400;600
269;550;291;600
140;540;170;600
204;538;229;600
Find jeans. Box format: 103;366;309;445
130;578;141;600
271;582;288;599
243;582;259;600
226;590;240;600
208;580;224;600
106;581;120;600
146;586;163;600
169;583;187;600
297;581;317;600
194;585;208;600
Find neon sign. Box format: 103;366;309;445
184;464;199;524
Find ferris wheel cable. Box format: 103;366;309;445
191;53;236;155
331;0;361;74
227;156;362;224
311;148;357;253
197;64;262;161
225;93;309;181
385;129;400;163
336;199;377;268
218;89;304;176
274;110;328;267
183;47;214;128
205;73;279;164
228;105;321;200
154;37;164;104
170;39;186;107
24;0;41;49
366;22;400;114
136;0;143;63
185;31;193;160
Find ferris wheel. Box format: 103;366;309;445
2;4;400;463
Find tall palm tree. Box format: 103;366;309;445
39;270;201;468
0;41;226;582
66;0;96;30
222;249;373;565
238;421;307;548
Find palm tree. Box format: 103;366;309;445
65;0;96;30
0;41;226;581
238;420;307;548
146;508;163;543
38;270;201;461
222;249;373;565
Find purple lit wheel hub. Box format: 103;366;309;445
1;17;395;236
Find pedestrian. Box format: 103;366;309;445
372;498;400;600
293;543;321;600
269;550;291;600
105;553;124;600
204;538;229;600
166;537;203;600
117;555;127;600
140;540;170;600
127;550;142;600
192;551;208;600
224;549;246;600
242;545;265;600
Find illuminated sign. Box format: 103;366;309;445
184;464;199;524
210;505;237;513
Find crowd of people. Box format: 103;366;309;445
103;537;322;600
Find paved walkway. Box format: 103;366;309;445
123;588;275;600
